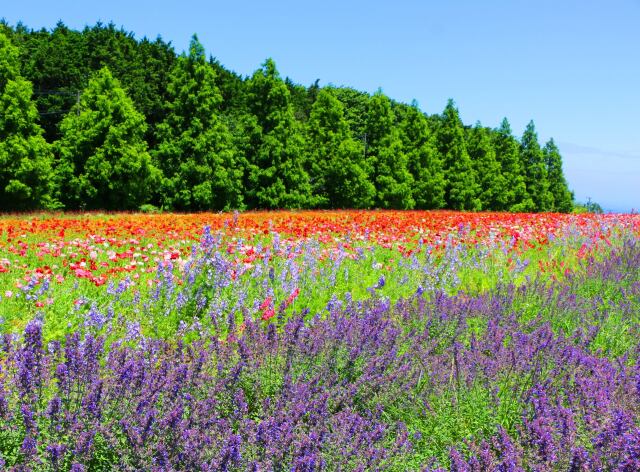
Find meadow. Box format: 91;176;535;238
0;210;639;470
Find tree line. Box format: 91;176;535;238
0;21;573;212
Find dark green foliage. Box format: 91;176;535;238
0;20;574;212
398;102;445;209
245;59;316;209
520;121;553;212
286;77;320;123
306;89;375;208
14;22;87;143
0;32;54;210
437;100;481;211
55;67;158;210
544;138;573;213
82;25;176;144
332;87;370;140
154;36;244;211
466;123;505;211
364;92;415;209
0;30;20;87
493;118;532;212
209;57;245;114
132;37;178;147
9;21;175;144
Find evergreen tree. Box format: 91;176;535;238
55;67;158;210
245;58;316;209
154;35;243;211
134;36;177;148
544;138;573;212
332;87;370;141
0;30;20;88
364;91;414;209
81;23;176;146
493;118;532;212
0;32;54;210
520;120;553;212
285;77;319;123
398;102;445;209
436;100;480;210
0;21;576;213
209;56;246;114
17;22;91;142
466;123;505;210
11;22;176;144
306;89;375;208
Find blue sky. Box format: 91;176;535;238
3;0;639;211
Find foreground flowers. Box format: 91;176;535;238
0;211;639;469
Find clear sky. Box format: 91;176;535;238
3;0;639;211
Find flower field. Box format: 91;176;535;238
0;210;639;470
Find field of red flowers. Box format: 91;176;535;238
0;210;639;470
0;210;635;334
1;210;635;289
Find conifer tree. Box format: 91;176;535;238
0;22;578;213
55;67;158;210
306;88;375;208
0;32;54;210
17;22;95;143
245;58;316;209
365;91;415;209
0;31;19;88
466;123;505;210
544;138;573;212
154;35;243;210
398;102;445;209
436;100;480;210
331;87;370;139
493;118;532;212
520;121;553;212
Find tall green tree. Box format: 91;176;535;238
55;67;158;210
154;35;243;211
436;100;480;210
133;36;177;147
364;91;414;209
0;30;20;88
0;21;576;213
209;56;246;114
286;77;320;123
466;123;505;210
398;102;445;209
520;120;553;212
80;23;176;147
16;22;92;142
306;88;375;208
245;58;316;209
10;21;176;145
331;87;370;140
0;32;54;210
543;138;573;212
493;118;532;212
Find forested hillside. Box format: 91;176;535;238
0;21;573;212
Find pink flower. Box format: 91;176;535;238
4;290;13;298
74;268;92;278
261;308;276;321
285;288;300;306
259;296;273;311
